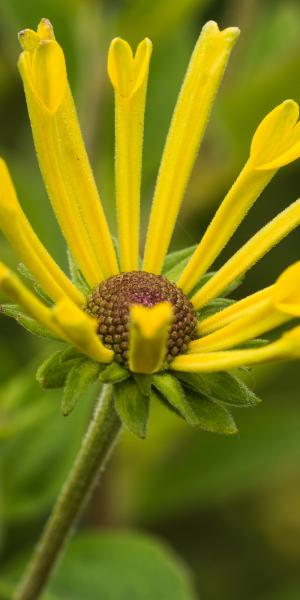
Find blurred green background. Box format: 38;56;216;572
1;0;300;598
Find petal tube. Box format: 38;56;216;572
52;299;113;363
0;159;85;305
128;302;173;373
108;38;152;271
143;22;239;274
18;22;119;286
192;198;300;310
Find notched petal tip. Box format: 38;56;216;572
201;20;240;43
130;302;173;338
20;38;67;113
108;36;152;98
250;99;300;170
129;302;173;374
18;18;54;51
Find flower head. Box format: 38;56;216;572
1;18;300;435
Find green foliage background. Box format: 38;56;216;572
1;0;300;598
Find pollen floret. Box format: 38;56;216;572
85;271;197;365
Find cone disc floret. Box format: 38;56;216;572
85;271;197;365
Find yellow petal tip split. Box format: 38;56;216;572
202;20;240;38
250;99;300;170
108;37;152;99
129;302;173;373
18;19;54;51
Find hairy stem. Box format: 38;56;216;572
14;384;121;600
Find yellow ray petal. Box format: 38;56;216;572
195;261;300;349
52;299;113;363
18;20;119;286
172;323;300;372
190;298;289;353
272;261;300;315
179;100;300;293
143;21;240;274
108;37;152;271
192;198;300;310
128;302;173;373
171;338;290;372
198;286;273;335
0;159;84;305
0;263;62;337
250;100;300;170
178;164;274;293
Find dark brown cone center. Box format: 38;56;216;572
85;271;197;365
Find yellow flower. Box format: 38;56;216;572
1;17;300;392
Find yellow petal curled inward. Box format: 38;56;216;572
143;21;240;275
18;19;119;287
108;38;152;271
129;302;173;373
52;299;113;363
250;100;300;170
192;198;300;310
0;159;84;305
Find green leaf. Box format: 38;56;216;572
17;263;53;304
62;360;102;416
162;245;197;275
197;297;235;320
36;349;82;389
176;370;261;408
133;374;153;396
114;379;149;438
49;531;196;600
185;389;238;435
152;373;199;425
200;372;259;408
67;250;90;295
174;371;211;396
100;362;130;384
0;304;60;340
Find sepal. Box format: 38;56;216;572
17;262;53;304
152;373;199;425
0;303;60;340
36;347;83;389
184;389;238;435
175;370;261;407
99;362;130;384
113;378;149;438
62;359;102;416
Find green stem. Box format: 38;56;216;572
14;384;121;600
